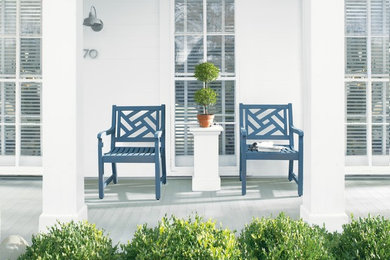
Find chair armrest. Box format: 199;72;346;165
290;126;304;137
240;127;247;138
154;130;163;140
97;127;115;140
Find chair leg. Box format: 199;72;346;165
288;160;293;181
155;158;161;200
161;149;167;184
98;160;104;199
112;163;118;184
242;159;246;195
239;152;242;181
298;157;303;197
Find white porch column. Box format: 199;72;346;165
300;0;348;231
39;0;87;231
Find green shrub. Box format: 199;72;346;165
238;213;333;260
194;62;220;86
333;215;390;259
18;221;118;260
194;87;217;114
120;215;241;260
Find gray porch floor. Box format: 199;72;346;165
1;177;390;244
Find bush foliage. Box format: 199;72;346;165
120;215;241;260
333;215;390;260
18;221;118;260
17;214;390;260
239;213;333;260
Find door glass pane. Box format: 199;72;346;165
0;38;16;77
345;0;367;35
21;125;40;156
207;0;222;33
371;37;389;75
346;82;367;123
0;0;17;35
187;0;203;33
207;35;222;70
20;38;41;76
20;0;41;35
346;37;367;75
21;82;41;123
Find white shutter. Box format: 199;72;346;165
21;82;41;123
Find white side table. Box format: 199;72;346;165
189;125;223;191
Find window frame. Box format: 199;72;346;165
0;0;42;170
345;0;390;167
171;0;239;174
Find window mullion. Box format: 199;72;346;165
203;0;207;62
221;81;226;154
15;0;21;166
1;85;4;155
382;83;386;155
366;0;372;165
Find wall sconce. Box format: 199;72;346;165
83;6;103;32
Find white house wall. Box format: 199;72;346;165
81;0;303;177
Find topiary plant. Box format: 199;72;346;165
333;215;390;260
194;87;217;115
120;215;241;260
238;213;334;260
18;221;118;260
194;62;220;88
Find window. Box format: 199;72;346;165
345;0;390;166
174;0;235;167
0;0;42;166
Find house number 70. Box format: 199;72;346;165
83;49;98;59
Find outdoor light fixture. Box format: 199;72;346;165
83;6;103;32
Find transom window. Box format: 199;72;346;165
345;0;389;166
174;0;235;167
0;0;42;166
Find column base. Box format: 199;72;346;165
39;205;88;232
300;205;348;232
192;177;221;191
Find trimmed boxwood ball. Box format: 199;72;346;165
194;87;217;115
333;215;390;259
18;221;118;260
238;213;333;260
120;215;241;260
194;62;220;86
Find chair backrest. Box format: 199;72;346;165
239;103;293;143
111;105;165;146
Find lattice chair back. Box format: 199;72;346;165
111;105;165;146
240;103;294;144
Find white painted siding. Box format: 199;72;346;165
81;0;303;177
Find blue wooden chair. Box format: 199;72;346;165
239;103;304;196
97;105;166;200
